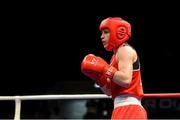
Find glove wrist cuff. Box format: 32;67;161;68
104;66;117;80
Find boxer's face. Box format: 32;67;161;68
101;29;110;49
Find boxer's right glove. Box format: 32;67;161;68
81;54;117;87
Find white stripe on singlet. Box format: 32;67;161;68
114;94;143;108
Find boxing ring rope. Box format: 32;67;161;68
0;93;180;120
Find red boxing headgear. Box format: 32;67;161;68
99;17;131;51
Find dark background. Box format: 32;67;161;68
1;2;180;119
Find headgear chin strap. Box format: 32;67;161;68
99;17;131;51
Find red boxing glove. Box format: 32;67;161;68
81;54;117;83
81;54;106;86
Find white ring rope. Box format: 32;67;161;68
0;94;110;101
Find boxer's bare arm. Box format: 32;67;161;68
113;45;136;88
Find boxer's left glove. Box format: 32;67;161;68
81;54;117;85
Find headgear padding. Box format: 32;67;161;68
99;17;131;51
